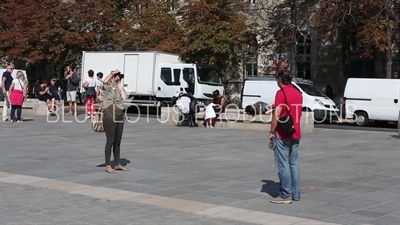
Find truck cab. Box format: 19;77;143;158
156;63;224;104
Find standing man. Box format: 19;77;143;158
268;71;303;204
65;64;79;115
2;63;14;122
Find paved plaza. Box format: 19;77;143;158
0;115;399;225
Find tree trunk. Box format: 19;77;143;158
290;0;298;77
341;28;351;80
385;11;393;79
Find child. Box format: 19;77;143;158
205;99;218;128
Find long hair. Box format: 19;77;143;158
16;71;26;84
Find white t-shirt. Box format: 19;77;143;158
12;79;25;91
96;79;104;87
86;77;97;87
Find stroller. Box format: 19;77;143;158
172;92;199;127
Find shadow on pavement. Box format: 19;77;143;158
96;158;131;168
390;135;400;139
261;180;279;197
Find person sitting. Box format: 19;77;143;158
244;101;274;116
49;78;61;101
34;80;55;112
211;90;226;126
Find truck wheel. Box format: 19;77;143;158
355;111;369;126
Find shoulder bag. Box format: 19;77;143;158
277;90;296;136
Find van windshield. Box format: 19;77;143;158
296;83;325;97
197;69;222;86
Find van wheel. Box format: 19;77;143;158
355;112;369;126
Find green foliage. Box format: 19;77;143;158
176;0;248;68
312;0;399;56
112;0;181;53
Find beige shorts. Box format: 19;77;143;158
66;91;77;102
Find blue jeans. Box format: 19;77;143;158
273;133;301;200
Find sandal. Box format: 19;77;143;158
115;165;129;171
105;167;116;173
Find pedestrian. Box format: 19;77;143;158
204;99;218;128
324;84;334;100
9;71;28;122
82;70;97;119
100;69;129;173
65;64;79;115
33;79;41;98
268;70;303;204
211;89;225;126
96;72;104;92
2;63;14;122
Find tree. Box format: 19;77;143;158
175;0;249;69
312;0;400;78
357;0;400;78
251;0;316;76
311;0;362;80
0;0;114;65
112;0;181;53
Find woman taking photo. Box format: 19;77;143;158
100;69;129;173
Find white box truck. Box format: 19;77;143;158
343;78;400;126
240;77;339;123
80;51;225;107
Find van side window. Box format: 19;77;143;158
161;68;173;85
173;69;181;85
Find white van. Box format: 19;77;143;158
343;78;400;126
240;77;339;122
0;69;28;100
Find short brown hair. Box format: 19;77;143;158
206;99;213;105
276;70;292;85
88;69;94;77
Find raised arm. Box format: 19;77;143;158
103;70;120;85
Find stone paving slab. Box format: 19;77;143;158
0;115;399;225
0;172;339;225
0;182;246;225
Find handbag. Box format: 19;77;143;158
92;110;104;132
277;90;296;136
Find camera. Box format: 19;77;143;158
114;72;124;79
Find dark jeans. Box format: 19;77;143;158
10;105;22;121
103;114;124;166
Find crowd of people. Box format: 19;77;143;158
2;66;304;204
